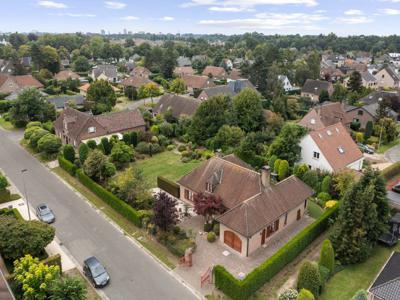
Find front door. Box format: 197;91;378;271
261;229;266;245
297;209;301;221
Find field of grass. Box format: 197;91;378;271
53;167;178;269
0;117;15;131
134;151;202;187
307;200;324;219
321;243;400;300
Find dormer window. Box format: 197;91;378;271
88;126;96;133
310;118;316;125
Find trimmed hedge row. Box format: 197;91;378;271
214;205;339;300
76;170;145;228
381;161;400;181
0;189;11;204
41;254;62;273
58;155;77;176
157;176;180;198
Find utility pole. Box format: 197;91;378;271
21;169;31;220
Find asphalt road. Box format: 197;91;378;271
385;144;400;163
0;128;198;300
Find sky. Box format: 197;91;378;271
1;0;400;36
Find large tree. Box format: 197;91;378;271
72;55;90;72
153;192;178;231
232;88;265;132
86;80;117;114
348;71;362;92
212;125;245;152
193;193;225;224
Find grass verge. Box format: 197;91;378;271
0;117;15;131
377;139;400;154
307;200;324;219
53;167;177;269
20;139;57;163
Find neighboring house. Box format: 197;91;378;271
124;61;136;73
278;75;296;92
375;66;400;89
0;74;43;94
20;56;32;68
368;251;400;300
222;59;233;70
301;79;334;102
54;107;145;146
54;70;80;81
0;59;13;74
227;68;242;81
60;59;70;68
202;66;227;80
320;67;345;82
361;71;378;89
174;66;195;77
299;122;364;173
153;93;201;118
176;154;314;256
47;95;85;110
5;89;48;101
227;79;257;94
121;76;156;89
182;75;215;95
130;66;151;78
298;102;352;131
177;56;192;67
197;85;236;101
91;65;118;83
79;83;119;97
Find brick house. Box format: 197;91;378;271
301;79;334;102
0;74;43;94
176;154;313;257
375;66;400;89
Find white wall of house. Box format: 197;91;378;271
299;135;334;172
375;69;399;89
347;157;364;171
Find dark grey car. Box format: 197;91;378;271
83;256;110;288
36;203;55;223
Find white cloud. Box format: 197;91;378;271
336;16;373;24
182;0;318;9
120;16;139;21
105;1;126;9
37;0;67;9
344;9;363;15
209;6;254;12
161;16;175;21
199;12;327;30
49;13;96;17
379;8;400;15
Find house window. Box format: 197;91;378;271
206;182;213;193
358;110;363;116
313;151;320;159
284;213;288;226
88;126;96;133
184;189;192;201
304;199;307;209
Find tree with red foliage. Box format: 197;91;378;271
153;192;178;231
193;193;226;223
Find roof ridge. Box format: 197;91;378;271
217;156;260;175
370;276;400;291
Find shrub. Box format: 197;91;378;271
29;128;49;149
76;170;145;227
204;222;213;232
294;164;309;179
278;289;298;300
320;176;331;194
103;161;116;178
58;155;77;176
167;144;175;151
297;261;321;298
157;176;180;198
26;121;42;129
364;121;373;139
213;205;339;300
317;192;331;203
274;158;282;173
318;265;330;288
130;131;138;147
319;239;335;275
86;140;97;149
0;100;13;113
302;170;320;191
37;134;62;154
355;132;364;143
110;142;134;169
136;142;162;155
0;173;8;190
24;126;41;140
278;160;289;181
42;121;54;133
268;155;278;169
297;289;315;300
351;289;368;300
100;137;111;155
207;231;217;243
350;120;361;131
63;144;75;163
123;133;131;145
78;143;89;164
213;223;220;236
177;144;186;152
41;253;62;271
381;161;400;181
324;200;338;209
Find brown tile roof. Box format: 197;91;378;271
228;68;242;80
298;102;352;131
202;66;226;78
309;122;363;172
301;79;333;96
79;83;119;93
95;110;145;133
54;70;80;81
153;94;201;118
130;66;151;78
13;75;43;89
174;66;195;76
121;76;155;88
177;155;261;209
217;176;314;237
182;75;215;90
222;154;254;170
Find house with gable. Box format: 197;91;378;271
202;66;227;80
375;65;400;89
91;64;119;83
176;154;314;256
299;122;364;173
301;79;334;102
0;74;43;94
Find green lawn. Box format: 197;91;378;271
377;139;400;154
134;151;202;187
321;243;400;300
0;117;15;131
307;200;324;219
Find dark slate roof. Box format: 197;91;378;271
360;91;400;105
93;64;118;79
301;79;332;96
153;94;201;118
47;95;84;109
199;85;236;98
227;79;256;93
369;252;400;300
382;65;400;82
361;71;377;82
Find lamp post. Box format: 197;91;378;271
20;169;31;220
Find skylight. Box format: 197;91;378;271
338;147;345;154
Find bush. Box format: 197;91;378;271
0;189;11;203
177;144;186;152
76;170;145;227
297;261;321;298
167;144;175;151
351;289;368;300
37;134;62;154
0;100;13;113
42;121;54;133
24;126;41;140
320;176;331;194
278;289;298;300
319;239;335;275
274;158;282;173
324;200;338;209
29;129;49;149
350;120;361;131
317;192;331;203
41;254;62;272
364;121;373;139
157;176;180;198
100;137;111;155
79;143;89;163
213;223;220;236
63;144;75;163
204;222;213;232
136;142;162;155
0;173;8;190
130;131;138;147
213;205;339;300
58;155;77;176
207;231;217;243
297;289;315;300
381;161;400;181
355;132;364;143
26;121;42;129
86;140;97;150
278;160;289;181
318;265;330;288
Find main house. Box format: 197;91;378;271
301;79;334;102
54;107;145;147
153;94;201;118
299;122;364;173
177;154;314;257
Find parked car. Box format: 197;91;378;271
357;143;375;154
392;182;400;193
83;256;110;288
36;203;55;223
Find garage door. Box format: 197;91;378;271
224;231;242;253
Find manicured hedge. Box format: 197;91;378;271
41;254;62;273
76;170;145;228
58;155;77;176
381;161;400;181
0;189;11;204
157;176;180;198
214;205;339;300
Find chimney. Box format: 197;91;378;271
261;165;271;188
215;149;223;158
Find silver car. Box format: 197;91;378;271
36;203;55;223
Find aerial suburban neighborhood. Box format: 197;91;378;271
1;1;400;300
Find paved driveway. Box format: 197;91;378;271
0;128;198;300
385;144;400;163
